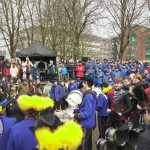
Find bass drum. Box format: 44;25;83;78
105;127;127;147
126;128;144;149
96;138;115;150
66;90;83;107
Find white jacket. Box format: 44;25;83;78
10;67;18;78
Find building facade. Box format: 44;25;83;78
123;25;150;61
83;35;117;60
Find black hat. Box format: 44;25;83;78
80;76;93;85
29;114;62;133
0;92;10;107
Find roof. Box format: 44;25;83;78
16;41;57;58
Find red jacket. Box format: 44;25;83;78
3;67;10;77
76;65;85;78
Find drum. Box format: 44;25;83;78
126;128;144;149
96;138;115;150
105;127;127;147
66;90;83;107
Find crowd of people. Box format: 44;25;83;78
1;56;150;150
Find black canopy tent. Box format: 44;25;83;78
16;41;57;63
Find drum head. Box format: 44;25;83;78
66;90;82;107
96;139;115;150
127;129;144;148
114;130;127;147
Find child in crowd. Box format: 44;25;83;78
60;64;68;81
43;80;52;95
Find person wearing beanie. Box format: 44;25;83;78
0;92;16;150
7;95;54;150
30;114;83;150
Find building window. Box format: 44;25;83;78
129;34;136;44
146;44;150;50
145;35;150;42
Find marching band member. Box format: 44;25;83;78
67;78;78;94
0;92;16;150
50;79;62;111
107;78;132;125
7;95;54;150
96;85;109;139
69;76;96;150
30;114;83;150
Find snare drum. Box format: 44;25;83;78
105;127;127;147
96;138;115;150
66;90;83;107
127;128;144;149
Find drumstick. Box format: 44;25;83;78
65;98;78;105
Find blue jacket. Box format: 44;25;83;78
102;62;108;71
60;67;67;75
7;118;37;150
97;64;102;70
74;91;96;128
120;68;129;79
68;83;78;94
0;116;16;150
96;94;108;116
113;71;122;78
95;71;104;78
31;68;40;80
86;68;95;75
86;61;97;70
110;70;115;79
50;85;62;101
103;74;111;84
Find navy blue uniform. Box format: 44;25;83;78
74;90;96;150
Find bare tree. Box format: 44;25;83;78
105;0;148;60
61;0;104;61
0;0;24;58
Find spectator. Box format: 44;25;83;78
20;63;27;80
67;59;75;78
1;76;7;91
31;64;40;81
24;57;33;66
43;80;52;95
10;62;18;83
26;64;32;79
3;63;11;82
47;60;56;81
75;61;85;79
60;64;68;81
29;81;35;94
18;79;29;95
37;59;45;80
